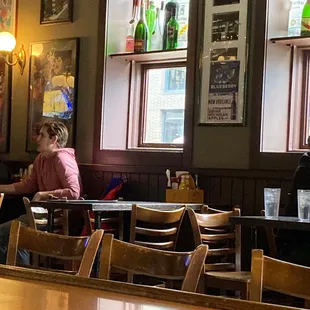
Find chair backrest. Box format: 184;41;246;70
84;210;123;239
23;197;69;235
7;220;104;278
201;204;241;214
130;204;186;250
99;234;208;292
0;193;4;209
188;207;241;272
250;249;310;302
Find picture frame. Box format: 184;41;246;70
26;38;80;152
198;0;249;125
0;0;17;34
40;0;73;25
0;0;17;152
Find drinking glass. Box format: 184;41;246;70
264;188;281;217
297;190;310;221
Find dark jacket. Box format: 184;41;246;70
287;152;310;216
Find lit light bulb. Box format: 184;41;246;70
0;32;16;52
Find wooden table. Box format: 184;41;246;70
30;200;203;232
230;216;310;231
230;215;310;249
0;264;299;310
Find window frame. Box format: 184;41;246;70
299;50;310;150
138;62;187;149
93;0;199;169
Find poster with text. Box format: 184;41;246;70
206;60;241;124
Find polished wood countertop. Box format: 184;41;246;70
0;265;299;310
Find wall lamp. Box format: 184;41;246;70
0;32;26;75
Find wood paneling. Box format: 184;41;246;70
79;164;293;215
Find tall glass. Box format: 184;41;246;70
297;189;310;221
264;188;281;217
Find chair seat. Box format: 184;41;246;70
206;271;251;282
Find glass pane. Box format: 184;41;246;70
143;67;186;144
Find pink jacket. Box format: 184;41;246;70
14;148;81;199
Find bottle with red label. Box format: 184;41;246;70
126;0;141;52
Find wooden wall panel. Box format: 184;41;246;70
79;164;293;215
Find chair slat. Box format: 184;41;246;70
7;221;103;277
99;234;208;293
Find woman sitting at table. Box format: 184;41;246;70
0;120;81;265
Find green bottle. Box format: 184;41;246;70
134;0;149;53
166;9;179;49
302;0;310;36
146;0;156;48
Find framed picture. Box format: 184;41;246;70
40;0;73;25
26;38;79;152
199;0;249;125
0;0;17;34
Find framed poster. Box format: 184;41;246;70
40;0;73;25
0;0;17;34
199;0;249;125
26;38;79;152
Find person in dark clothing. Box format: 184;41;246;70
278;139;310;266
287;150;310;216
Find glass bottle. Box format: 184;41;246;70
126;0;141;53
163;0;179;50
151;8;163;51
146;0;156;48
231;92;237;120
302;0;310;36
166;8;179;50
134;0;149;53
288;0;306;37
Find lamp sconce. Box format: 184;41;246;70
0;32;26;75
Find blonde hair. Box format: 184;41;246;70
39;120;68;148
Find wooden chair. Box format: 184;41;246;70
23;197;69;235
99;233;208;292
7;220;104;277
130;204;186;250
0;193;4;209
188;207;251;299
201;204;240;214
250;249;310;306
83;210;123;240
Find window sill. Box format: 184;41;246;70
128;147;183;153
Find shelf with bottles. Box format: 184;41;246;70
270;35;310;47
121;0;188;61
109;47;187;61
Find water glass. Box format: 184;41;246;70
297;190;310;221
264;188;281;217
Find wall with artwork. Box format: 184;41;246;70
0;0;99;163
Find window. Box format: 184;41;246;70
138;64;186;148
261;0;310;154
300;50;310;149
98;0;190;159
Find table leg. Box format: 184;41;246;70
94;211;101;230
47;209;54;233
119;211;124;241
47;209;54;268
251;226;258;249
93;211;102;278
